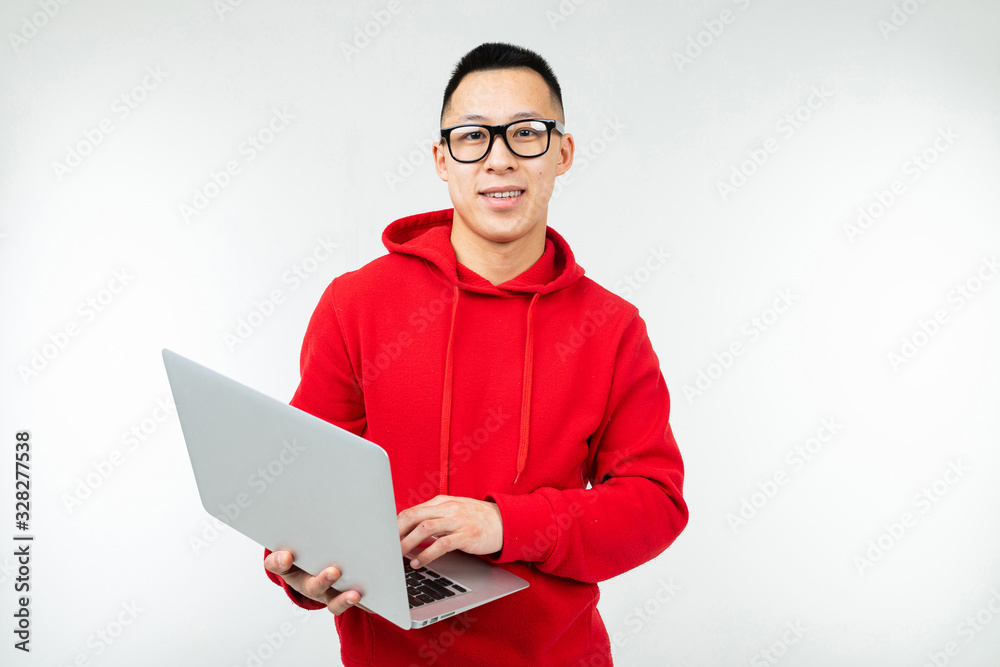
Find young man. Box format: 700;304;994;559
263;42;688;666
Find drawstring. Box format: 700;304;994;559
438;284;460;496
438;287;540;494
514;292;539;485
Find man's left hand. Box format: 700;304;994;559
398;495;503;568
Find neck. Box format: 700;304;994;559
450;220;546;286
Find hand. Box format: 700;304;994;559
397;495;503;569
263;550;361;615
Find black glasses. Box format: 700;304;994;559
440;118;566;163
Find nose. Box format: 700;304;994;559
483;131;517;171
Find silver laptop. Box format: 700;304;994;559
162;348;528;630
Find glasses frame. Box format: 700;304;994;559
439;118;566;163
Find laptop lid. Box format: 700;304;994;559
162;348;413;629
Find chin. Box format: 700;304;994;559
472;216;531;242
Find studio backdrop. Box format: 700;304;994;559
2;1;999;665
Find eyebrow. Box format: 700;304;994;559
455;111;546;124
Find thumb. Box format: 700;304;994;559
267;550;292;572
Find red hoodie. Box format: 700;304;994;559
264;208;688;666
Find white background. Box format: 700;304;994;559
2;1;999;665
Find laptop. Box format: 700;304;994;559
162;348;528;630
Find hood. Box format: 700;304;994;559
382;208;586;493
383;208;585;296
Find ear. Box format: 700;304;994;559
554;132;574;177
432;140;449;182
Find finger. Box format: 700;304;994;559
421;494;454;506
410;534;456;569
398;519;430;555
327;589;362;615
400;517;457;556
264;550;298;575
397;505;433;537
397;496;456;535
301;566;343;600
268;556;337;603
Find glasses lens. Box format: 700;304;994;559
506;120;550;158
449;125;491;162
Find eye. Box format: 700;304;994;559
454;128;486;142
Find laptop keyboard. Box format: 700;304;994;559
404;557;470;608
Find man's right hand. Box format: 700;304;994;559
263;550;362;614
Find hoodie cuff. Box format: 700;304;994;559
263;548;327;611
483;491;557;564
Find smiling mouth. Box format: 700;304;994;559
481;190;524;199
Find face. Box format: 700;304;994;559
433;68;574;246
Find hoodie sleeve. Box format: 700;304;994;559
287;279;367;436
484;310;688;583
263;279;366;610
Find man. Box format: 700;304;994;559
263;42;688;666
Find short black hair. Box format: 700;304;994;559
440;42;564;124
